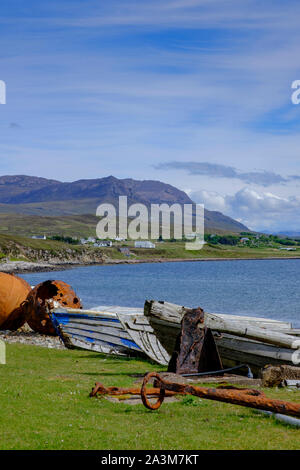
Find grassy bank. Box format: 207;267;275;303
0;233;104;265
0;343;299;450
128;241;300;260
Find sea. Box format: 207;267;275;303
21;259;300;327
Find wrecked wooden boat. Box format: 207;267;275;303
144;300;300;376
49;305;169;365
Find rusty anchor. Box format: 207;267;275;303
90;381;181;399
140;372;300;417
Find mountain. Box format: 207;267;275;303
274;231;300;239
0;175;59;202
0;175;192;206
0;175;249;234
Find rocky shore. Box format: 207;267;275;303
0;325;66;350
1;255;300;274
0;260;62;274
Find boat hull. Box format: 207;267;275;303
50;306;170;365
145;301;298;376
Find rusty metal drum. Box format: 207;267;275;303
26;280;82;335
0;272;31;330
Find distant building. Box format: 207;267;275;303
80;237;97;244
32;235;46;240
240;237;250;243
134;241;155;249
279;247;296;251
119;247;131;256
94;240;112;247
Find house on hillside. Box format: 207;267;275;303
279;247;296;251
31;235;46;240
134;241;155;249
118;247;131;256
94;240;112;247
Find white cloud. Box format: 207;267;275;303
191;187;300;231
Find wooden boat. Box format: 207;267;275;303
50;300;300;375
144;300;300;376
49;305;170;365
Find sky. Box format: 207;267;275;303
0;0;300;232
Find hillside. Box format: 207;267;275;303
0;175;249;234
0;233;105;265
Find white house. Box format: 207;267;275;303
94;241;112;247
32;235;46;240
134;241;155;249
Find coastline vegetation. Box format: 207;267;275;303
0;231;299;267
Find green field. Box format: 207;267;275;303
1;343;299;450
127;241;300;260
0;213;99;238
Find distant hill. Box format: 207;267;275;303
275;231;300;239
0;175;249;234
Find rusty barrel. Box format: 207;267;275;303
26;280;82;335
0;272;31;330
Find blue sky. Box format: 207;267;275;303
1;0;300;231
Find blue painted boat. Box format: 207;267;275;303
49;305;170;365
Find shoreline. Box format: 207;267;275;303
1;255;300;274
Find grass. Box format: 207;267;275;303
0;213;99;238
124;241;300;260
0;343;299;450
0;232;299;265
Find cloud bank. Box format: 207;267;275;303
190;187;300;231
155;161;299;186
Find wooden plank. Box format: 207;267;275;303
145;300;293;330
216;335;295;362
213;313;292;329
145;301;299;349
119;313;170;365
205;314;299;349
62;322;132;340
54;316;124;330
61;326;141;351
67;336;128;356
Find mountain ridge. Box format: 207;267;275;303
0;175;249;233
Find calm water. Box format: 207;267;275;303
21;259;300;327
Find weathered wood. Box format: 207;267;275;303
61;326;141;351
64;335;128;356
144;300;292;330
168;307;223;374
118;314;170;365
61;322;132;340
216;334;295;362
144;300;300;375
205;314;299;349
145;300;299;349
51;306;170;365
